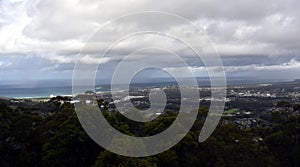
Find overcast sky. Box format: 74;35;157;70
1;0;300;84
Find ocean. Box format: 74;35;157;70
0;86;73;98
0;78;289;98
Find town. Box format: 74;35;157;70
4;80;299;131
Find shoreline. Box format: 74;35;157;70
0;79;299;100
0;95;73;100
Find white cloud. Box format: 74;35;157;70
0;0;300;57
0;0;300;80
79;55;111;64
0;61;12;69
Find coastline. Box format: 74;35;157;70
0;95;73;101
0;78;298;100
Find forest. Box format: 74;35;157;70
0;97;299;167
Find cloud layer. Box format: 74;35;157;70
1;0;300;82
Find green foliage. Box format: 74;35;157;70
277;101;291;107
293;103;300;111
42;104;101;167
223;108;239;115
0;100;298;167
93;151;157;167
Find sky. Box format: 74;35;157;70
1;0;300;85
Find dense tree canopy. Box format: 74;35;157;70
0;99;299;167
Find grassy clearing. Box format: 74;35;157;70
224;108;239;115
